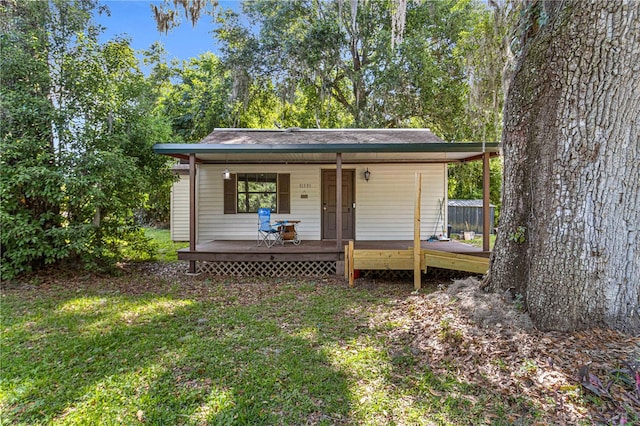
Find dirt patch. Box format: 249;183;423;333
446;278;535;331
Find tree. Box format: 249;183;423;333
0;0;93;277
210;0;490;130
1;0;175;278
486;1;639;333
156;53;230;141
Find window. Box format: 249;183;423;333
237;173;277;213
224;173;290;214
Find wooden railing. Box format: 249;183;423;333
344;240;489;288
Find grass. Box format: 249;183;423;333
3;230;612;424
456;233;497;250
1;272;533;425
132;228;189;262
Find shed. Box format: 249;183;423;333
448;199;496;235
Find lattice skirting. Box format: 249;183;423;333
197;260;336;277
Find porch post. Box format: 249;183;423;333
482;151;490;252
414;172;422;290
189;153;197;274
335;152;343;252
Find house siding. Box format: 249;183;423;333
170;175;190;241
355;164;447;240
175;163;447;243
197;165;320;243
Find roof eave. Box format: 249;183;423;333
153;142;501;155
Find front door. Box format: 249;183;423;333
322;169;355;240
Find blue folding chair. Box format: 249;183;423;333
257;208;282;247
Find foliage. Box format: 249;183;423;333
0;1;175;279
579;360;640;423
152;1;506;207
508;225;526;244
211;0;491;132
126;228;189;262
152;52;231;142
448;157;503;219
215;1;505;204
457;234;496;250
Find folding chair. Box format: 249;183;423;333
257;207;282;247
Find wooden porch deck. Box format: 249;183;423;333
178;239;487;263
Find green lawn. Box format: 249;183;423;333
4;267;621;426
1;228;622;424
142;228;189;262
1;272;542;426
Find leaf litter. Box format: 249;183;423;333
375;277;639;425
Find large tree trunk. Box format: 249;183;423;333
488;1;640;333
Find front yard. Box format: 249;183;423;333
1;263;637;425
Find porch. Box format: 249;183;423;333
178;239;488;277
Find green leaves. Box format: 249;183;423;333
1;0;174;279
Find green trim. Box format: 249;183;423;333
153;142;500;155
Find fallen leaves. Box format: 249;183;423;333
377;277;639;424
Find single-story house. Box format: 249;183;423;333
154;128;499;275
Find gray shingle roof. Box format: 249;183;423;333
201;128;445;145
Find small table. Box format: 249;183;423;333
276;220;301;245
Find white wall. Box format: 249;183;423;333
170;174;190;241
171;163;448;243
354;164;448;240
197;164;321;243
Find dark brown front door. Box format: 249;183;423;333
322;169;355;240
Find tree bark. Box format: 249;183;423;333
489;0;640;333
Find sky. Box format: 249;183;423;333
95;1;241;65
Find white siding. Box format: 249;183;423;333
170;175;190;241
197;165;322;243
355;164;447;240
171;163;448;243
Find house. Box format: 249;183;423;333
154;128;500;276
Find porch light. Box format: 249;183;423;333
364;168;371;182
222;168;231;180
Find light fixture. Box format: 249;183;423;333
222;168;231;180
364;168;371;182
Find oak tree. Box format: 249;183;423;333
487;0;639;333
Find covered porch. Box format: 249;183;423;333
179;238;487;261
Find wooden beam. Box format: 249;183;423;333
344;243;349;280
189;153;197;274
353;250;414;270
178;252;340;262
458;151;500;163
414;172;422;290
348;247;487;274
335;153;343;252
348;240;355;287
482;152;490;252
422;249;489;275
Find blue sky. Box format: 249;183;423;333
95;1;241;64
